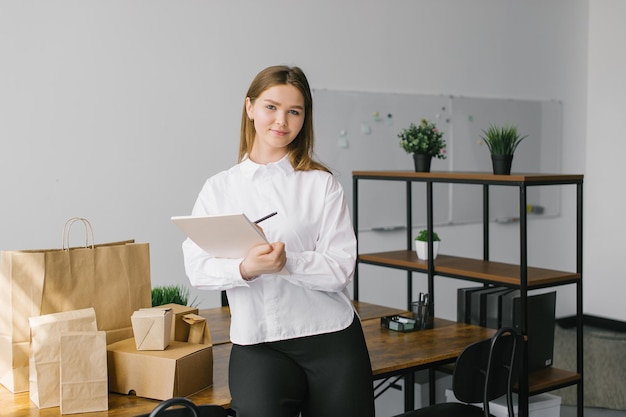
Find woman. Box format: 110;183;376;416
183;65;375;417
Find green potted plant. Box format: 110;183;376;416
414;229;441;260
480;123;527;175
398;119;446;172
151;284;199;307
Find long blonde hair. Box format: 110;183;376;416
238;65;330;173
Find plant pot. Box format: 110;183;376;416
413;154;432;172
415;240;439;260
491;154;514;175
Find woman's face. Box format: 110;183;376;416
246;84;305;161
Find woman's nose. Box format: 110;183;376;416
275;112;287;126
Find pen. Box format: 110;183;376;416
254;212;278;224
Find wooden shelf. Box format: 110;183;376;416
526;367;582;395
358;251;580;288
352;170;584;185
437;363;581;395
438;364;581;395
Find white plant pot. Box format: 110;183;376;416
415;240;440;260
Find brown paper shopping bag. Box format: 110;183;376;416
59;331;108;414
28;308;98;409
0;217;152;393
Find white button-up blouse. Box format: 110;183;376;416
182;155;357;345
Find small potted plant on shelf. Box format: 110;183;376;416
414;229;441;260
398;119;446;172
480;123;527;175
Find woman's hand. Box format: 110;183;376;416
240;242;286;280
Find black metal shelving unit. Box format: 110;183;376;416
352;171;584;417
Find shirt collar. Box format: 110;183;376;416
240;154;294;178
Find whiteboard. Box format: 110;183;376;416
312;90;562;229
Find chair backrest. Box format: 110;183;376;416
135;397;228;417
452;327;522;417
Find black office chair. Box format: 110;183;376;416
393;326;523;417
135;397;228;417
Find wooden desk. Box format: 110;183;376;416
2;343;233;417
365;317;494;410
200;301;409;345
199;307;231;345
365;317;494;378
2;304;492;417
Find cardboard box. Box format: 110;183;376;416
152;304;199;342
131;308;173;350
445;389;561;417
107;338;213;401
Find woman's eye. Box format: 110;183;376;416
289;109;300;116
265;104;276;110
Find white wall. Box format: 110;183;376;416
0;1;596;319
584;0;626;322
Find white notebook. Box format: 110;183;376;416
171;214;288;274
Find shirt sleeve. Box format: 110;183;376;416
181;176;251;291
282;175;357;293
182;237;250;290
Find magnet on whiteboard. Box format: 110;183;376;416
361;122;372;135
337;130;349;148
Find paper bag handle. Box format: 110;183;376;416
148;397;199;417
62;217;95;250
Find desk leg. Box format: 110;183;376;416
428;368;435;405
404;372;415;411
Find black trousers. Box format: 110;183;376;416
228;315;375;417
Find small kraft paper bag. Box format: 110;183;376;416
28;308;97;409
182;314;212;345
0;217;151;393
59;331;108;414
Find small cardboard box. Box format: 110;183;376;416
131;308;173;350
107;338;213;401
153;304;200;342
445;389;561;417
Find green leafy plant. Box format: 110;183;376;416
151;284;198;307
398;119;446;159
415;229;441;242
480;123;527;156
